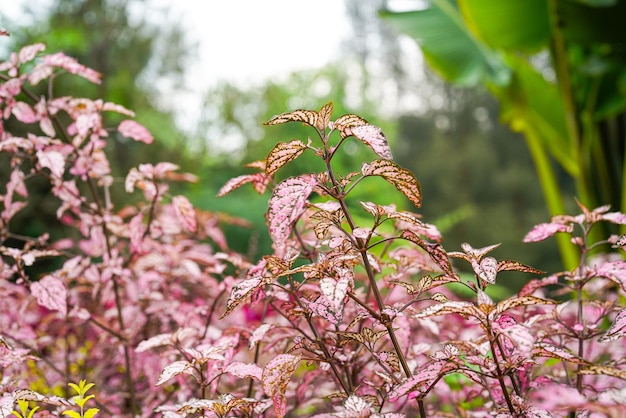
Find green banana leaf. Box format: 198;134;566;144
379;0;510;87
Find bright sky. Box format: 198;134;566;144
2;0;350;88
168;1;350;88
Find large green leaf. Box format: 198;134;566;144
458;0;551;52
380;0;510;87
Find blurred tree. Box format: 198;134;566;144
394;76;568;277
1;0;206;268
381;0;626;269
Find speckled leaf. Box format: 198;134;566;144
156;360;194;386
497;260;544;275
262;354;301;418
362;160;421;207
217;173;269;196
412;300;483;321
351;124;393;160
267;175;317;246
317;102;333;131
473;257;497;284
493;296;555;318
523;222;573;242
600;308;626;342
402;230;454;277
222;276;269;318
265;140;307;177
334;113;368;139
579;365;626;380
264;108;317;128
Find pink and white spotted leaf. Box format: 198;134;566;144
224;361;263;381
595;260;626;291
118;119;154;144
30;275;67;316
172;195;197;232
156;360;195;386
351;124;393;160
262;354;301;418
36;150;65;178
472;256;497;284
222;276;269;318
523;222;573;243
267;174;317;246
600;308;626;342
217;172;269;196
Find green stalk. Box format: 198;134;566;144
524;130;579;269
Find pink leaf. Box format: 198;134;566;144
388;362;446;401
351;124;393;160
602;211;626;224
519;274;559;297
18;43;45;63
595;260;626;291
44;52;101;84
31;275;67;316
222;276;269;318
473;256;497;284
262;354;300;418
156;360;194;386
267;175;317;246
36;150;65;178
217;173;269;196
12;102;37;123
118;120;153;144
600;308;626;342
172;195;197;232
320;270;352;313
523;222;573;243
224;361;263;381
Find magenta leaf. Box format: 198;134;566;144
265;140;307;177
267;174;317;246
600;308;626;342
362;160;422;207
262;354;301;418
118;119;154;144
30;275;67;316
523;222;573;242
351;124;393;160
